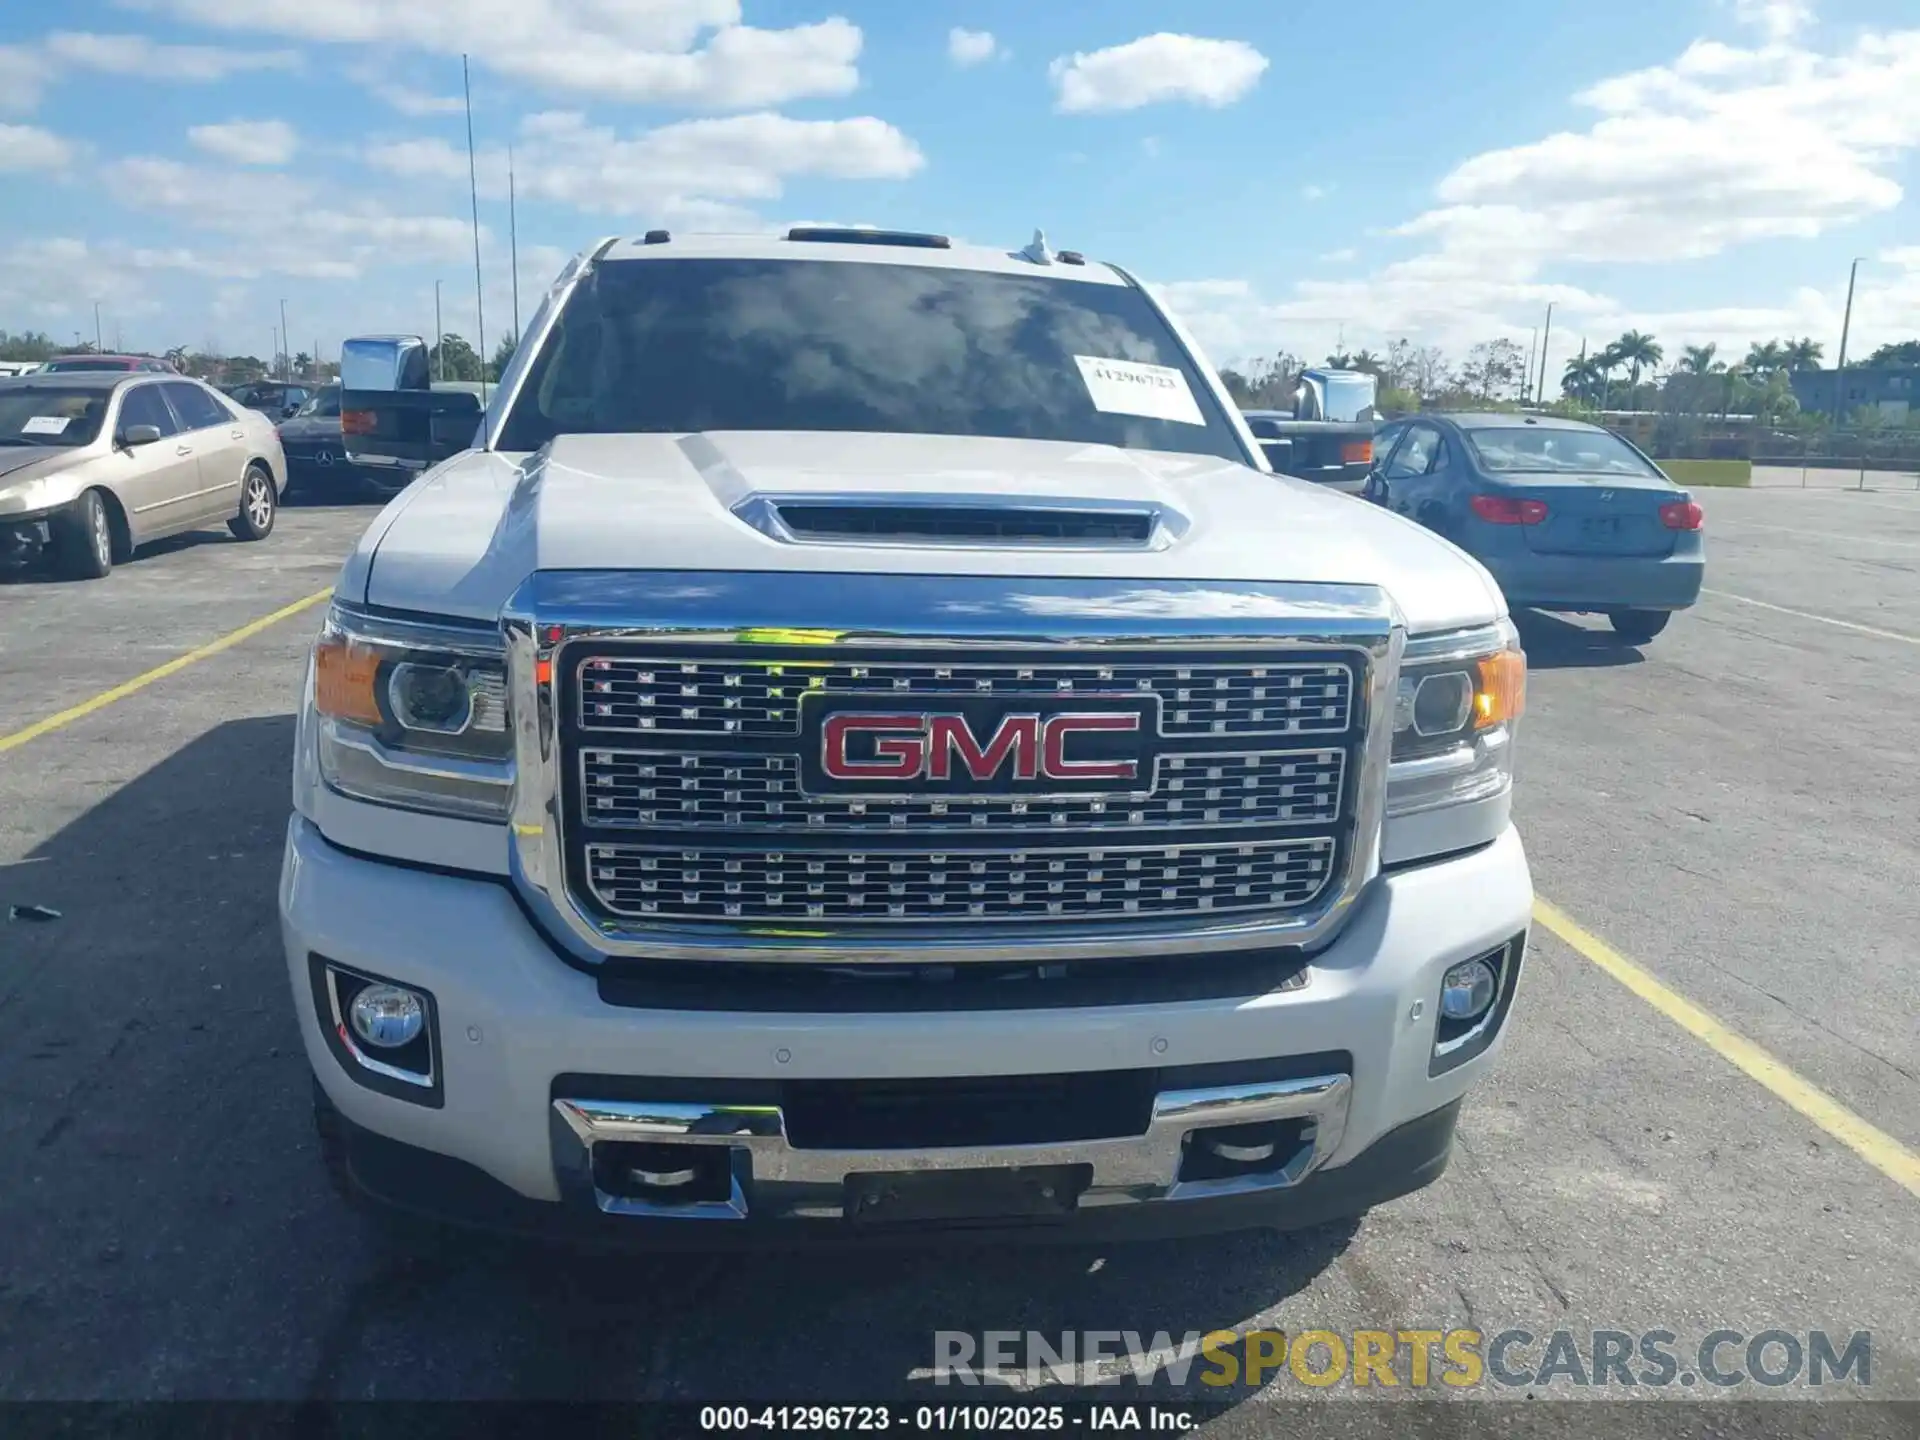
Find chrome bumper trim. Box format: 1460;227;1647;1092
552;1072;1353;1221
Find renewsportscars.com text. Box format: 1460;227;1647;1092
932;1328;1872;1390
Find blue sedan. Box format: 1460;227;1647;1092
1364;413;1705;643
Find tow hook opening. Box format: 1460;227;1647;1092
591;1141;734;1205
1178;1117;1313;1183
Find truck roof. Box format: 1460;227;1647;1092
597;230;1130;286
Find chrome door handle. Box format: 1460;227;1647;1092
230;429;245;439
175;445;194;456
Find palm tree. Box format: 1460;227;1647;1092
1561;355;1604;404
1783;336;1824;371
1593;342;1626;411
1745;340;1788;378
1677;343;1719;375
1612;330;1664;393
1720;363;1747;420
1674;343;1723;415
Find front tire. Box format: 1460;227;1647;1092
229;464;277;541
1609;608;1671;644
52;489;114;580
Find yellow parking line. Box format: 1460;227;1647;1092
1533;897;1920;1201
0;588;332;755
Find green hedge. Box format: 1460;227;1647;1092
1658;459;1751;488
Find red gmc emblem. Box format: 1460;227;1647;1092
802;697;1156;794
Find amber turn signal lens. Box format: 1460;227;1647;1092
314;635;383;726
1473;648;1527;730
1339;440;1373;465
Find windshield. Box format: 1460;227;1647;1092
295;387;340;418
495;258;1247;462
0;386;109;447
44;358;132;373
1466;426;1663;477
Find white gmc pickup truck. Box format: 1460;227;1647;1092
286;227;1532;1245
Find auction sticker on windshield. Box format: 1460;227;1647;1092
1074;355;1205;426
21;416;71;435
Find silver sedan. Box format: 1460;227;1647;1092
0;372;286;579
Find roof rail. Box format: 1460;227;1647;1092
785;226;952;249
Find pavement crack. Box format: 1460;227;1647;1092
1453;1131;1572;1311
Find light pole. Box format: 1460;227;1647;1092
278;298;290;380
433;280;443;382
1537;302;1555;403
94;301;103;353
1833;257;1866;423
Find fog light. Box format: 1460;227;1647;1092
348;984;425;1049
1439;958;1498;1022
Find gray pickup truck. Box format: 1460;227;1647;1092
1243;368;1380;494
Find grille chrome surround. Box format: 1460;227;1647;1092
580;747;1346;833
576;656;1352;740
502;571;1403;966
585;837;1338;924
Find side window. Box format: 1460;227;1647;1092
163;381;227;431
1385;425;1438;479
1372;423;1407;467
117;384;180;439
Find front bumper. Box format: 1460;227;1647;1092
282;816;1531;1241
1482;548;1704;612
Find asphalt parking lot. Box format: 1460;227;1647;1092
1;483;1917;1424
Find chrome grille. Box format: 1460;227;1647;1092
580;748;1345;833
584;838;1338;924
577;656;1352;739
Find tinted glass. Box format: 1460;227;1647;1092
0;386;110;446
119;383;180;438
46;358;134;373
296;387;341;418
1385;427;1438;478
165;381;230;431
1466;426;1662;477
497;258;1247;461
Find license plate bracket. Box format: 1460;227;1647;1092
844;1164;1091;1225
1580;516;1622;536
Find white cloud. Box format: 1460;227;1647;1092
0;123;75;170
364;110;924;221
948;28;998;67
137;0;862;108
1319;247;1357;263
1724;0;1812;42
345;64;465;116
1301;184;1327;201
103;156;484;280
0;31;299;112
42;31;301;81
1049;34;1268;114
0;47;48;112
188;119;297;166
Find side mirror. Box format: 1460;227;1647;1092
121;424;163;448
339;335;482;473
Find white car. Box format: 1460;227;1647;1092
286;227;1531;1245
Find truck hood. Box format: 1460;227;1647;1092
349;432;1505;633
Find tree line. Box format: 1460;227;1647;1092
1218;333;1920;427
0;327;521;386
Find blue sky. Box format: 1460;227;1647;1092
2;0;1917;387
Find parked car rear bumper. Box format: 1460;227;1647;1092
1482;547;1705;613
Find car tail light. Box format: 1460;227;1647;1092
1470;495;1548;525
1659;499;1704;531
1339;440;1373;465
341;409;375;436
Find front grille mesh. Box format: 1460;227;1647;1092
577;657;1351;739
584;838;1337;923
580;748;1345;833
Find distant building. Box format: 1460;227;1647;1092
1789;366;1918;423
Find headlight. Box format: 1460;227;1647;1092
1386;621;1525;819
311;604;511;821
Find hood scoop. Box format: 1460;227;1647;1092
734;493;1187;550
